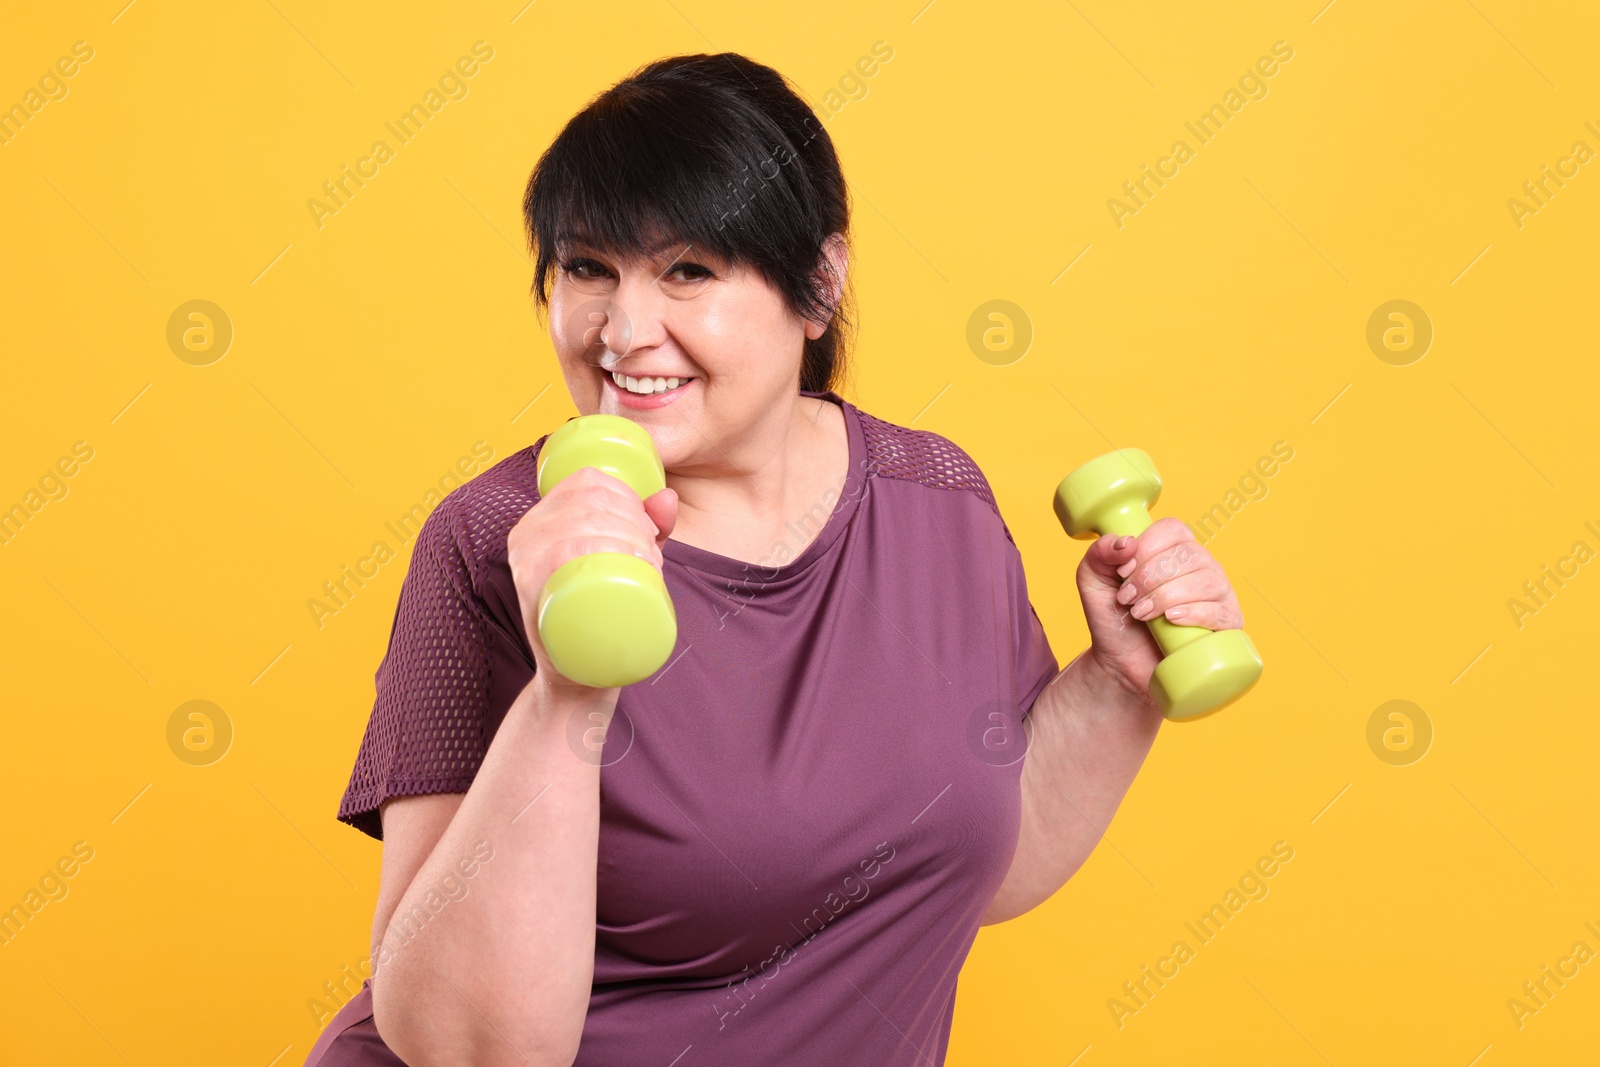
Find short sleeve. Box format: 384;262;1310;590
952;442;1057;718
1009;537;1059;716
337;505;494;840
855;406;1062;719
947;448;1058;720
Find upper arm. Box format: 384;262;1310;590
370;792;466;962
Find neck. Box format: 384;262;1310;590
665;394;845;567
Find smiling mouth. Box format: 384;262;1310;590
608;370;694;396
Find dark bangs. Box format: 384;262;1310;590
521;52;853;394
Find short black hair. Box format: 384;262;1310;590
522;52;854;395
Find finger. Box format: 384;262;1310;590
1126;569;1236;624
561;532;662;567
1147;597;1241;630
1126;567;1223;619
1109;518;1193;580
1082;533;1140;584
554;477;661;546
1127;517;1198;563
642;487;678;546
552;465;661;503
570;468;672;546
1117;539;1211;604
550;496;664;565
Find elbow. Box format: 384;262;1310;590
979;887;1029;926
980;896;1027;926
373;969;585;1067
980;858;1090;926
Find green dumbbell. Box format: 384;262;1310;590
534;414;677;688
1054;448;1263;721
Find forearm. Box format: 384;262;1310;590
983;649;1163;924
373;675;612;1067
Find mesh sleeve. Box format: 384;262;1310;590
337;505;493;840
856;408;1002;521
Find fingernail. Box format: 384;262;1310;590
1166;606;1186;621
1114;535;1132;550
1116;559;1138;578
1116;582;1138;605
1132;598;1153;619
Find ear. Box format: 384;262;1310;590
804;232;849;341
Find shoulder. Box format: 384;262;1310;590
414;443;543;587
851;403;1003;524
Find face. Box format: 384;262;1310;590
546;235;839;472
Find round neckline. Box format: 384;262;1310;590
661;389;866;584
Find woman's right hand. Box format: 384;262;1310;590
506;465;678;699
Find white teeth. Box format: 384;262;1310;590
611;371;689;395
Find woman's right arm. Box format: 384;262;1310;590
368;465;677;1067
370;675;615;1067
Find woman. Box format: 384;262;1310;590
306;51;1244;1067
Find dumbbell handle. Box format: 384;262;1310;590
1087;505;1214;659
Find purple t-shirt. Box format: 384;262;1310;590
318;389;1059;1066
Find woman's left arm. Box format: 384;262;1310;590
981;518;1245;925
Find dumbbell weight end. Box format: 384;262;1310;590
537;552;677;689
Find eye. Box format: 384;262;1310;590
665;261;713;282
559;257;608;280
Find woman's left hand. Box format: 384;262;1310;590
1076;517;1245;703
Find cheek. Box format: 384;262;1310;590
547;289;586;355
691;301;742;350
678;299;752;378
548;291;614;375
688;289;799;377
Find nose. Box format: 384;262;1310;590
595;270;669;368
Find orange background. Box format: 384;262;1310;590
2;1;1597;1064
